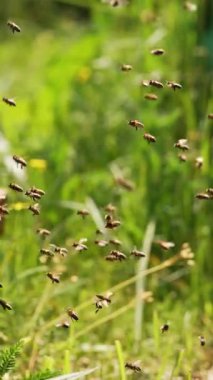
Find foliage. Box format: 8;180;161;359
0;341;22;377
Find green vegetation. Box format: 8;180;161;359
0;0;212;378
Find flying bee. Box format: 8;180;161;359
161;323;169;333
149;80;164;88
115;176;135;191
0;299;12;310
25;190;41;201
174;139;189;151
77;209;90;218
95;292;112;313
178;153;187;162
141;80;150;87
128;119;144;130
96;229;104;235
13;155;27;169
151;48;165;55
54;246;68;256
199;336;206;346
208;113;213;119
155;240;175;250
29;203;40;215
106;250;127;261
125;362;142;373
144;133;156;143
0;205;9;215
105;203;117;214
56;320;70;329
144;93;158;100
109;238;122;247
105;214;121;229
67;308;79;321
2;97;16;106
121;64;132;72
195;193;210;200
9;183;23;192
40;248;54;257
195;156;203;169
166;81;182;91
95;239;109;247
131;249;146;258
184;2;197;12
105;254;117;261
7;20;21;33
47;272;60;284
29;187;45;196
72;238;88;252
36;228;51;237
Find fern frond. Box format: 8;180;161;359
0;341;22;377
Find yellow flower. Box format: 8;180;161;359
29;159;47;170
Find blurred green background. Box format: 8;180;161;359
0;0;212;379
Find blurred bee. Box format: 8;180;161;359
7;20;21;33
149;80;164;88
105;214;121;229
161;323;169;333
199;336;206;346
40;248;54;257
184;2;197;12
36;228;51;237
29;187;45;196
0;299;12;310
206;188;213;195
128;119;144;130
144;93;158;100
53;245;68;256
125;362;142;373
109;238;122;247
56;320;70;329
105;250;126;261
195;156;203;169
29;203;40;215
2;97;16;106
121;64;132;72
131;249;146;258
25;190;41;201
208;113;213;119
73;238;88;252
151;48;165;55
9;183;23;192
178;153;187;162
13;155;27;168
47;272;60;284
0;205;9;216
115;176;135;191
95;239;109;247
67;308;79;321
155;240;175;250
104;0;129;6
144;133;156;143
95;292;112;313
77;209;90;218
105;203;117;214
96;228;104;235
141;80;150;87
167;81;182;91
174;139;189;151
0;283;2;288
195;193;210;200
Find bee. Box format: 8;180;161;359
77;209;90;218
125;362;142;373
105;203;117;213
174;139;189;151
167;81;182;91
161;323;169;333
95;239;109;247
105;214;121;229
115;176;135;191
67;308;79;321
106;250;126;261
109;238;122;247
156;240;175;250
2;97;16;106
143;133;156;143
53;245;68;256
131;249;146;258
199;336;206;346
72;238;88;252
7;20;21;33
29;203;40;215
36;228;51;237
151;48;165;55
141;80;150;87
208;113;213;119
96;229;104;235
121;64;132;72
95;292;112;313
47;272;60;284
206;188;213;195
195;193;210;200
25;190;42;201
40;248;54;257
144;93;158;100
195;157;203;169
128;119;144;130
149;80;164;88
13;155;27;168
178;153;187;162
184;2;197;12
0;205;9;215
29;187;45;196
56;320;70;329
9;183;23;192
0;299;12;310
